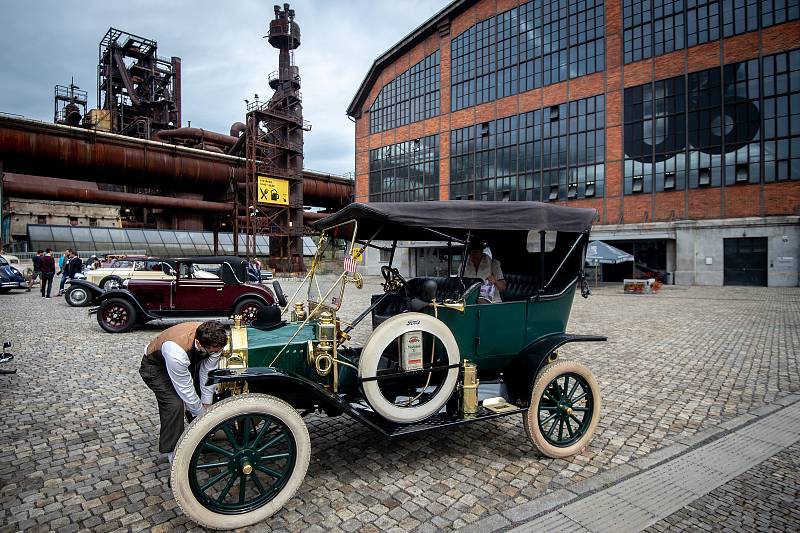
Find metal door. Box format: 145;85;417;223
723;237;767;286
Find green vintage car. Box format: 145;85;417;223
170;201;606;529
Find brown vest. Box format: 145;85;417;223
146;321;204;360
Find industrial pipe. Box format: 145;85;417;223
3;178;233;213
230;122;246;137
0;115;244;192
154;127;239;147
5;174;334;225
0;115;352;207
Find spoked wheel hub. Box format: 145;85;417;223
239;306;259;324
103;305;128;326
538;372;594;447
189;414;295;515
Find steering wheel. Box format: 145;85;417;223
380;265;407;292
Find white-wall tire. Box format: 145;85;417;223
523;360;601;459
170;394;310;530
359;312;460;423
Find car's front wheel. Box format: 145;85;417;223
523;360;601;458
65;285;91;307
233;298;266;325
171;394;311;530
97;298;138;333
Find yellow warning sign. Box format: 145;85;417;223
257;176;289;206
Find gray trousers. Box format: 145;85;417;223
139;354;186;453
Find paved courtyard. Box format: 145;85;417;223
0;278;798;532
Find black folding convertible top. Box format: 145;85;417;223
313;201;597;241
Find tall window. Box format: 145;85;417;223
451;0;604;111
762;49;800;182
369;51;440;134
450;95;604;202
369;135;440;201
622;50;797;194
762;0;800;27
624;0;799;64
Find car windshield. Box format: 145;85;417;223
0;257;8;266
306;220;361;312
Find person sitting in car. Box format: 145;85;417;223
463;240;507;304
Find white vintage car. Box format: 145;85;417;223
83;258;176;290
83;258;222;290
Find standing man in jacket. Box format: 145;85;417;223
139;321;228;464
57;249;83;296
39;249;56;298
27;250;44;291
57;249;70;295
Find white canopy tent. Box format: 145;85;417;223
585;240;635;285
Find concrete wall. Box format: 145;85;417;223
674;217;799;287
5;198;121;238
591;216;798;286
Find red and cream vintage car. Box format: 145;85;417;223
90;256;282;333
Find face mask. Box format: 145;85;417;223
194;340;222;357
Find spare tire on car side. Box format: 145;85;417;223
98;275;124;291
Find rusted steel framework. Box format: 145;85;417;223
97;27;181;138
235;4;310;272
54;81;88;126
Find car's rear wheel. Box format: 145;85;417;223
99;275;124;291
171;394;310;530
523;360;601;459
97;298;137;333
233;298;266;325
0;288;11;294
65;285;91;307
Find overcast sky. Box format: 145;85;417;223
0;1;449;176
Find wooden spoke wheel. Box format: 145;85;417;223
523;360;601;458
171;394;310;530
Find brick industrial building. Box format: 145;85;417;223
347;0;799;286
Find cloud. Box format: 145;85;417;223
0;0;449;175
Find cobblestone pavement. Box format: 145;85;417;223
0;279;798;532
646;441;800;532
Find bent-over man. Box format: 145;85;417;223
139;321;228;463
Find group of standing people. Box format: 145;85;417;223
28;249;56;298
27;248;83;298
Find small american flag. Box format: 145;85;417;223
343;256;357;274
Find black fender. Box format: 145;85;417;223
503;333;607;405
89;289;157;320
231;292;275;312
208;367;390;434
66;279;105;299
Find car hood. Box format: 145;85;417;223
0;265;25;281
